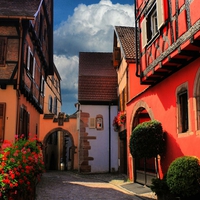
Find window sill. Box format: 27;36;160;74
146;32;160;49
177;131;194;138
195;130;200;136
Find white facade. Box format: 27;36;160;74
80;104;118;173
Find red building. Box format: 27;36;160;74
126;0;200;185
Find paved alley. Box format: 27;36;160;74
36;171;156;200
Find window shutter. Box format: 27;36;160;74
0;103;6;141
113;47;121;67
141;18;147;48
32;58;36;78
25;111;30;139
89;118;96;129
27;46;31;70
48;96;53;112
19;107;23;135
53;97;57;115
156;0;164;29
41;76;45;95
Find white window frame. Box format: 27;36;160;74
176;82;190;135
141;0;164;48
96;117;103;130
32;58;36;79
27;46;36;78
141;18;147;49
156;0;164;29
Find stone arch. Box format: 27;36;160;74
193;68;200;130
43;128;76;171
129;100;154;132
43;127;75;146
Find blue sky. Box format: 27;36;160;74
53;0;135;115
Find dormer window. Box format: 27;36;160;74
141;0;164;48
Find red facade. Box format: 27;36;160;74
126;0;200;185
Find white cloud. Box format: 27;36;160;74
53;0;134;114
54;0;134;56
54;55;79;92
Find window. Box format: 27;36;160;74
119;87;127;111
141;0;164;48
27;46;35;78
48;95;53;113
40;76;45;96
146;4;158;42
178;89;188;133
0;37;6;66
0;103;6;141
53;97;57;115
90;115;104;130
96;116;103;130
19;106;30;139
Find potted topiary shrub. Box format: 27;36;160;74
129;120;165;175
129;120;165;159
166;156;200;200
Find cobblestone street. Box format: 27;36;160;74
36;171;156;200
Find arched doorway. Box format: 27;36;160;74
132;107;157;186
43;128;75;171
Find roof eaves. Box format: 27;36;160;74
114;26;126;59
0;15;34;20
34;0;43;17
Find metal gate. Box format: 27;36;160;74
135;157;157;186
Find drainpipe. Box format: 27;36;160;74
108;103;111;173
16;18;23;137
135;2;140;78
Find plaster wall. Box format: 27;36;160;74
127;58;200;180
81;104;118;173
0;86;17;141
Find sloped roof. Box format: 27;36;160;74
78;52;118;103
0;0;42;18
114;26;136;60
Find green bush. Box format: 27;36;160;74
129;120;165;158
166;156;200;198
150;175;170;195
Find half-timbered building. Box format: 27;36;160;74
126;0;200;185
0;0;54;141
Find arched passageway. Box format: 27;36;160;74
43;128;76;171
131;107;157;186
